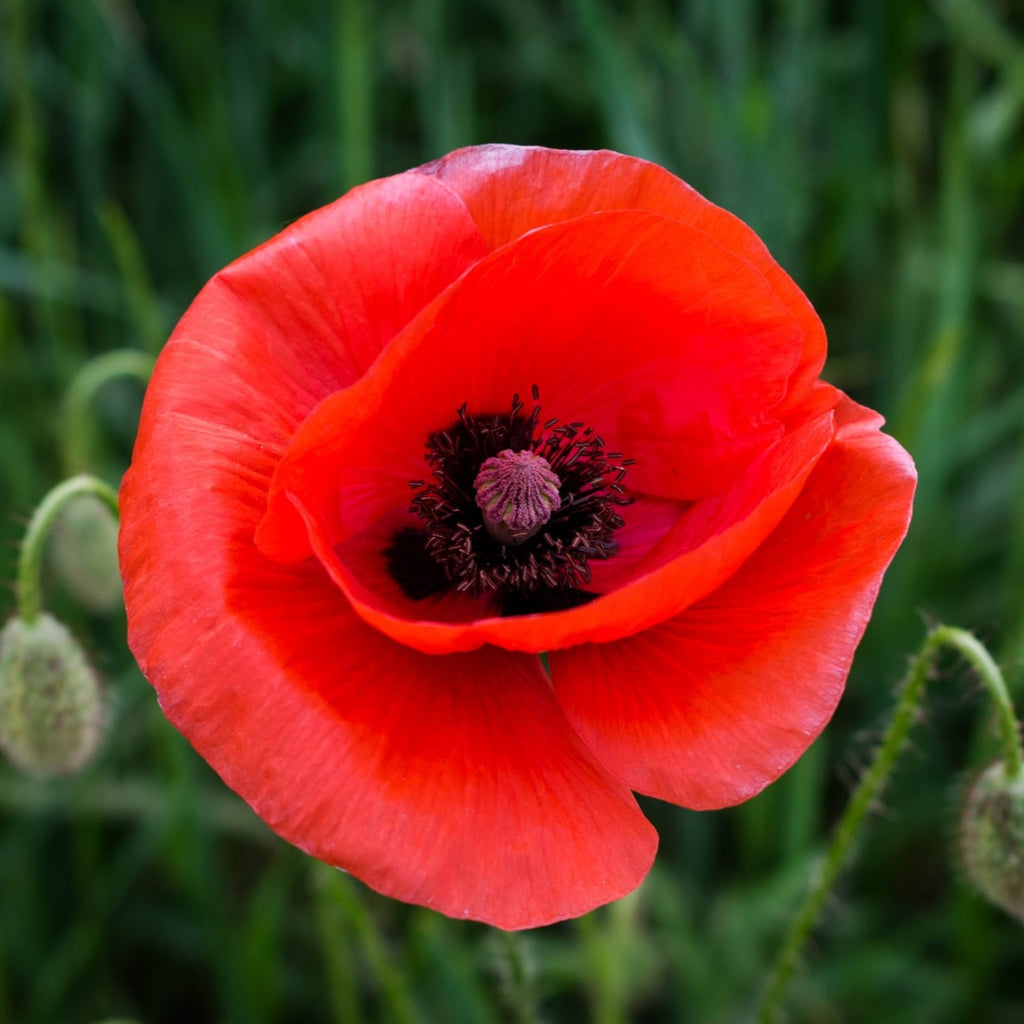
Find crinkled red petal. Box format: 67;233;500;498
418;144;825;403
142;560;655;929
215;171;486;421
121;410;655;935
288;402;835;655
257;209;835;653
548;396;917;808
119;169;657;929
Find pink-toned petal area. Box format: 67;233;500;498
221;169;489;385
549;397;917;809
419;144;825;401
583;494;691;593
284;403;835;656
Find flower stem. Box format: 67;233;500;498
60;348;154;473
938;627;1023;779
756;624;1023;1023
311;863;362;1024
17;475;120;624
315;866;421;1024
496;931;541;1024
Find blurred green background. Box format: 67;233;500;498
2;0;1023;1021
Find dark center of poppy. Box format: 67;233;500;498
385;388;632;616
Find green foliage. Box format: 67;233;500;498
2;0;1023;1021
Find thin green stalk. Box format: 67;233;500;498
756;625;1024;1023
576;910;620;1024
336;0;373;191
939;627;1024;779
17;475;120;624
311;863;362;1024
496;931;541;1024
575;892;641;1024
97;204;168;354
60;348;155;473
322;870;421;1024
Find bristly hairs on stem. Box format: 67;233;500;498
755;624;1024;1024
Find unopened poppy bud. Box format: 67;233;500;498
49;494;122;613
0;614;104;776
960;760;1024;923
474;448;561;546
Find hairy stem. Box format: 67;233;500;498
756;624;1023;1022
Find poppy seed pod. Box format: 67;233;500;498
960;760;1024;923
0;614;104;776
49;493;122;613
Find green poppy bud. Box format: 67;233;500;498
960;760;1024;923
0;614;104;776
48;493;122;613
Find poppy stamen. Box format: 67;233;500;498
387;391;631;614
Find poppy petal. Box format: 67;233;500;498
256;209;833;652
140;561;655;929
119;166;655;928
258;207;811;547
157;170;488;461
548;396;917;808
121;373;655;933
230;169;488;385
288;401;835;656
418;144;825;399
127;168;487;564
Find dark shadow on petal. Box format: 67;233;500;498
384;527;452;600
501;588;599;617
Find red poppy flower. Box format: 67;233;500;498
119;145;916;930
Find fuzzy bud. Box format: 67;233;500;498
48;494;122;613
0;614;104;776
960;760;1024;923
